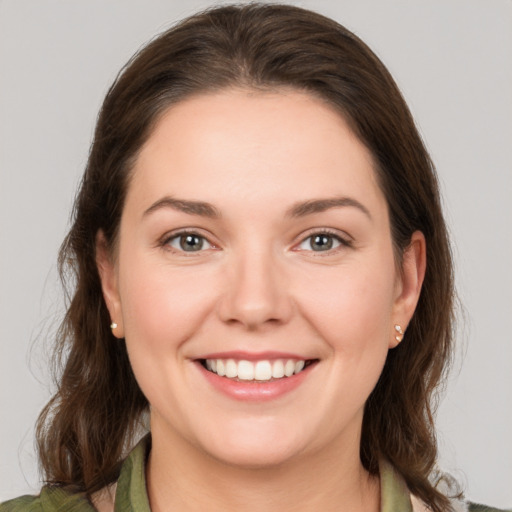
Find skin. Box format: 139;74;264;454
97;88;426;512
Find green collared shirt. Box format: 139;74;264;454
0;437;507;511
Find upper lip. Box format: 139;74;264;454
194;351;313;361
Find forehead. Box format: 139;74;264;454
127;88;385;215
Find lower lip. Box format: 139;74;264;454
196;361;316;402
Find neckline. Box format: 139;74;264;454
114;435;413;512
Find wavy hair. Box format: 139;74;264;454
36;4;455;511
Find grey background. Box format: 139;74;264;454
1;0;511;507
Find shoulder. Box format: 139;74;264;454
410;493;509;512
0;436;150;512
426;468;510;512
468;503;512;512
0;495;43;512
0;487;96;512
406;466;510;512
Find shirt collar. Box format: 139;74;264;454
379;458;413;512
114;435;152;512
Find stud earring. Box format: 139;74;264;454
394;324;404;343
110;322;118;330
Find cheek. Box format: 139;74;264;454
116;253;221;414
295;256;397;352
118;252;219;351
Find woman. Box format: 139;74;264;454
0;4;507;512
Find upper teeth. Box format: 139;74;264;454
205;359;306;381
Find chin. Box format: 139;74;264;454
207;442;301;470
195;420;308;469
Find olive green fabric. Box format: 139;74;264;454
112;436;151;512
1;437;508;511
379;458;413;511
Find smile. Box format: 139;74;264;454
202;358;312;382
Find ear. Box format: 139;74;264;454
96;231;124;338
390;230;426;348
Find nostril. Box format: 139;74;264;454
216;262;293;328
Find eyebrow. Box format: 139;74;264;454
286;197;372;220
143;195;371;220
143;197;221;218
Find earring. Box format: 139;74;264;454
110;322;118;330
394;324;404;343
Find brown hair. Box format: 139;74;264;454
36;4;455;510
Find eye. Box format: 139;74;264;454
297;232;347;252
165;232;213;252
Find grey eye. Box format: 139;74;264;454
298;233;342;252
181;234;204;251
168;233;212;252
310;234;334;251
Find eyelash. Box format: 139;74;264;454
294;228;353;254
160;229;216;254
159;228;352;255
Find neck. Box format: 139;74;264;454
146;421;380;512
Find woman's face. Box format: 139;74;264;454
98;88;424;468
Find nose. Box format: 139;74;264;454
217;245;293;330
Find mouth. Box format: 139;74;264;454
199;358;317;382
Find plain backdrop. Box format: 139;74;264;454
0;0;511;508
